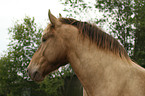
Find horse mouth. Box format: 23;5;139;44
32;71;44;82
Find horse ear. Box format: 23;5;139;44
48;10;61;26
59;13;62;18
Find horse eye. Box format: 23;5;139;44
42;38;47;42
42;34;54;42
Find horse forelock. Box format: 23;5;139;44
59;18;130;60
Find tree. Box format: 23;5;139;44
0;16;44;96
133;0;145;67
0;56;18;96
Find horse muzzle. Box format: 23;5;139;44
27;66;44;82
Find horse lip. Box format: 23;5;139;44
32;71;44;82
33;71;38;79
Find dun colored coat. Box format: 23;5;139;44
27;10;145;96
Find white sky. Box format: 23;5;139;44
0;0;65;56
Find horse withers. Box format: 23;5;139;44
27;10;145;96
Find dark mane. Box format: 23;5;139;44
59;18;130;59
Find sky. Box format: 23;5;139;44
0;0;65;56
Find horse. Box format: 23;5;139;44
27;10;145;96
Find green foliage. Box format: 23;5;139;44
132;0;145;67
40;74;64;96
0;16;44;96
60;0;98;21
39;64;74;96
0;56;15;95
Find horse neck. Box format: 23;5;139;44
66;35;131;95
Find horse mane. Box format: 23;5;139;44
59;18;130;60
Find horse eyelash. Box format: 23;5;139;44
42;34;54;42
42;38;46;42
